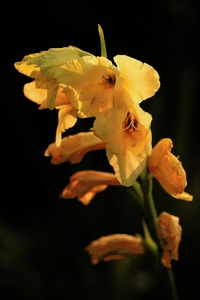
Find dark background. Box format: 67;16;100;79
1;0;200;299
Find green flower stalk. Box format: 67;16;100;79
139;168;180;300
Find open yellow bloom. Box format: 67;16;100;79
14;29;160;184
147;138;193;201
61;170;121;205
14;44;160;149
90;54;160;187
14;46;121;145
44;131;105;164
14;47;92;108
85;234;144;264
157;212;182;268
93;88;153;187
14;47;86;146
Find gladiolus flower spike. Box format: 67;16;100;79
14;24;193;300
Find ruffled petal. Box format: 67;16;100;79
114;55;160;104
14;52;45;77
23;81;47;105
28;46;93;76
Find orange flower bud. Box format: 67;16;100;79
157;212;182;268
148;138;193;201
85;234;144;264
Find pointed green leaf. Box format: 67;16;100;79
98;24;107;58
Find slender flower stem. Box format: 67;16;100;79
139;166;179;300
164;267;179;300
142;172;158;238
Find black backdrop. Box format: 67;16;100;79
1;1;200;299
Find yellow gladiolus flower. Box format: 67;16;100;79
93;88;153;187
14;26;194;295
14;46;122;145
91;54;160;187
14;39;160;150
148;138;193;201
14;25;162;189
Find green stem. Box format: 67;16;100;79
163;267;179;300
143;172;158;236
139;167;179;300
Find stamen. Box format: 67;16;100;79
102;73;116;86
123;112;139;132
